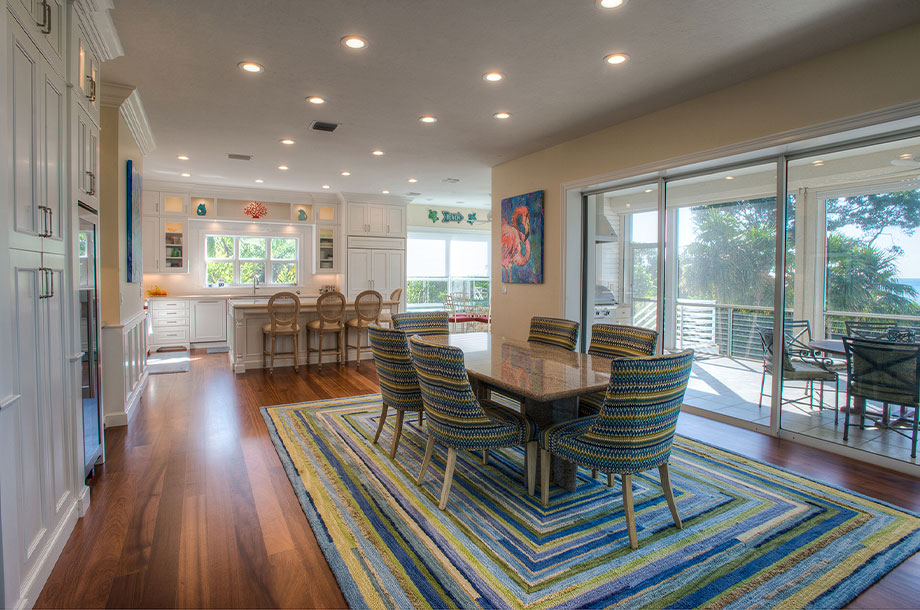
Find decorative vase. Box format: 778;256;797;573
196;203;207;216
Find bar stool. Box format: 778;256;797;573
262;292;301;373
307;291;346;369
346;290;383;365
376;288;403;328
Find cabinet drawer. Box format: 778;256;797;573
152;308;188;320
150;299;188;310
153;328;188;342
152;317;188;328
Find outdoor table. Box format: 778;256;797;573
423;332;613;491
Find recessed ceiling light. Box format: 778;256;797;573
725;176;734;180
382;190;390;194
899;153;914;160
598;0;627;8
280;138;295;145
408;178;418;183
278;165;289;170
644;189;653;193
177;154;189;161
419;116;438;123
604;53;629;65
372;150;385;156
483;72;504;82
255;179;264;183
493;111;511;119
812;160;824;166
238;61;263;73
306;96;325;104
341;36;366;49
322;184;331;189
181;172;191;177
340;171;351;176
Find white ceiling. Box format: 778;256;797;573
103;0;920;209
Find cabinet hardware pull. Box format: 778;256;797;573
42;1;51;34
86;171;95;195
36;0;48;30
39;267;50;298
38;205;51;237
86;77;97;103
48;268;54;298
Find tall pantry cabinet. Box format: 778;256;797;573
0;2;120;608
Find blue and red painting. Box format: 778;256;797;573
501;190;544;284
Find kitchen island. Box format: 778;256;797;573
228;296;399;372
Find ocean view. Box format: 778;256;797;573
899;278;920;303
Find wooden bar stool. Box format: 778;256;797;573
376;288;403;328
307;291;346;369
262;292;301;373
346;290;383;365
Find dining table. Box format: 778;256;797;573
423;332;614;491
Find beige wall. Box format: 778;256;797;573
491;23;920;340
99;107;145;325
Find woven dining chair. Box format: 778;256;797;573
307;291;346;369
408;335;538;510
376;288;403;328
367;324;424;458
392;311;449;337
346;290;383;364
528;317;580;351
262;292;301;373
579;324;659;418
539;349;694;550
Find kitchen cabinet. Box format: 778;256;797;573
73;22;99;114
141;216;159;273
347;203;406;237
190;299;228;342
140;217;188;273
142;190;160;215
346;248;405;300
75;104;98;209
314;225;339;273
8;0;66;78
149;299;190;351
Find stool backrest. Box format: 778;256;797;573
354;290;383;323
316;291;346;326
268;292;300;332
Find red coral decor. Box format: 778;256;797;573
244;200;268;219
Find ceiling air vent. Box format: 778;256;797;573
441;177;460;183
311;121;339;132
406;192;421;197
227;153;252;161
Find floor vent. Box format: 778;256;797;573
311;121;339;132
227;153;252;161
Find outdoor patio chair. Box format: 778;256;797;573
539;349;694;550
842;337;920;458
845;320;918;342
756;326;839;423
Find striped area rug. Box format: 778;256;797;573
262;395;920;609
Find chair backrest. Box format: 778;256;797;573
267;292;300;331
888;327;917;343
368;325;423;411
843;337;920;408
316;291;346;325
756;326;794;371
392;311;449;336
354;290;383;323
588;323;657;358
528;317;579;351
784;320;813;357
587;349;695;472
388;288;403;314
845;320;895;340
407;335;490;428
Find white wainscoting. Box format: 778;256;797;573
101;310;149;427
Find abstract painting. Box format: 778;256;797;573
126;160;143;282
501;190;543;283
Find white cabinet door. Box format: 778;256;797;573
385;206;405;237
347;249;371;299
370;250;388;292
39;64;66;254
9;18;43;252
141;190;159;216
190;300;227;342
85;116;99;208
74;23;99;114
385;250;405;298
159;192;189;216
366;205;387;235
37;0;66;76
142;217;159;273
347;203;368;235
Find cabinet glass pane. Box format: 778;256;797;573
164;221;184;268
318;205;335;222
162;195;184;213
240;262;265;284
239;237;266;259
318;228;334;270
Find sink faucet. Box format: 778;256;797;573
253;275;260;295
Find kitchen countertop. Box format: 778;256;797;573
147;294;234;299
230;298;397;310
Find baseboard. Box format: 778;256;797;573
13;497;80;610
77;484;91;517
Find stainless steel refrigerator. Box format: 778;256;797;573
78;203;103;477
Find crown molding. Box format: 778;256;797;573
120;90;157;156
72;0;124;61
340;191;412;206
100;82;134;108
143;180;341;206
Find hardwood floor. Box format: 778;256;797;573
35;350;920;608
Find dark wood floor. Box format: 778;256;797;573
35;351;920;608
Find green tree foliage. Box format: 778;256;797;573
826;234;919;315
826;191;920;244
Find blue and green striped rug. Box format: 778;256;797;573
262;395;920;609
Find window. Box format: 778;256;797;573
407;234;490;310
204;235;298;286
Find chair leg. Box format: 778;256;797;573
390;410;405;459
659;463;682;529
526;441;536;497
591;469;598;479
339;330;345;365
292;331;299;372
911;405;919;459
622;473;638;550
417;435;436;486
373;403;388;444
269;334;276;373
438;447;458;511
759;370;766;408
481;449;488;466
418;411;423;425
607;473;614;488
834;376;839;426
540;450;551;508
843;393;851;442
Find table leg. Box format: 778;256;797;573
524;396;579;492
